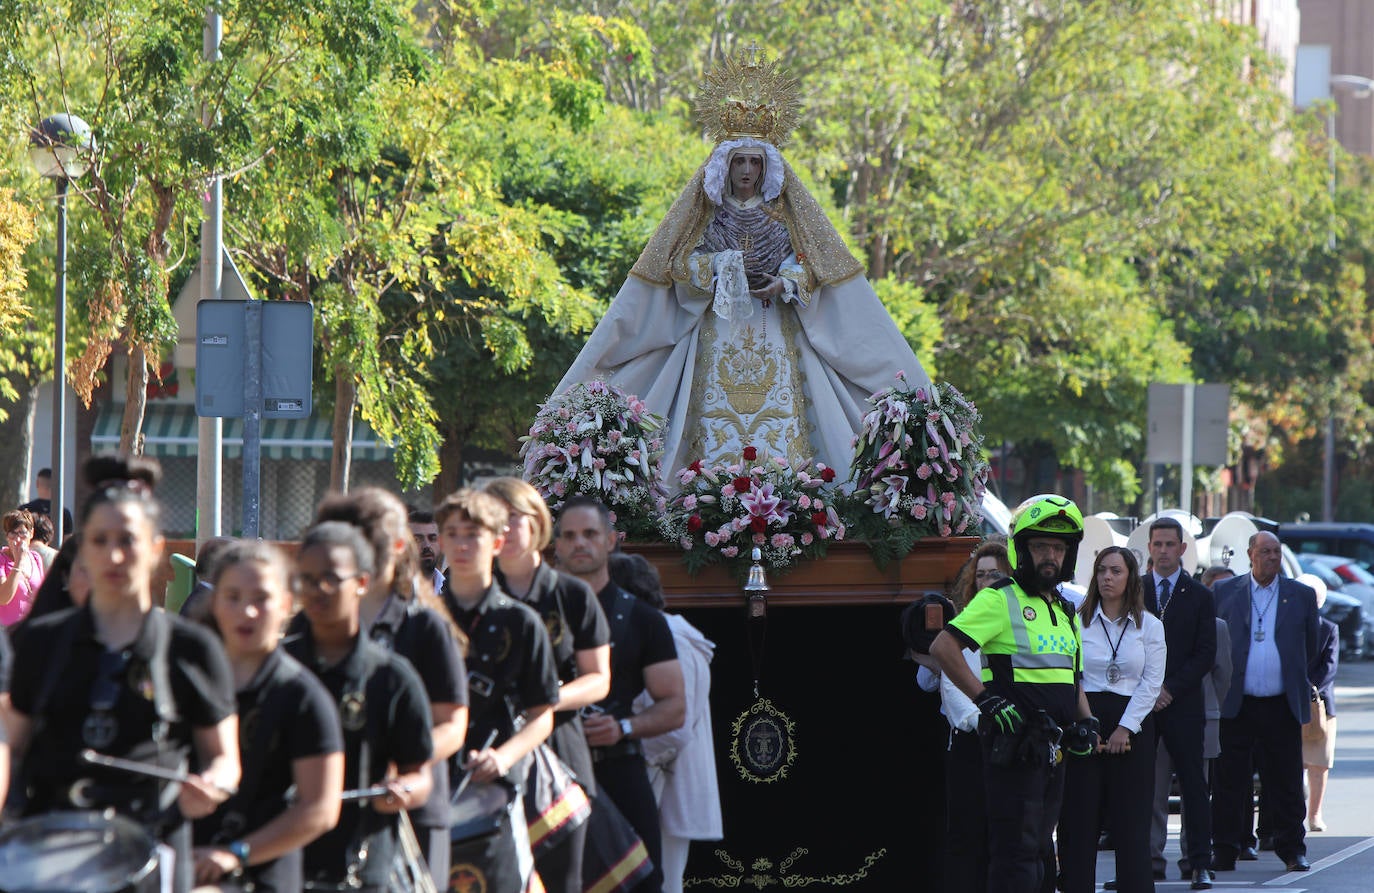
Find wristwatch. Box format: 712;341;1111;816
227;840;251;866
619;717;634;740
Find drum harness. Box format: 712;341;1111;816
26;609;185;831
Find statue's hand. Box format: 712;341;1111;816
750;274;784;301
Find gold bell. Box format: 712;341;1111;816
745;546;769;618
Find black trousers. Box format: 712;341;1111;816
1215;695;1306;862
1057;692;1156;893
592;754;664;892
945;728;989;893
1155;699;1212;869
982;727;1065;893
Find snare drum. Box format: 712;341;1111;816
448;781;529;893
0;811;161;893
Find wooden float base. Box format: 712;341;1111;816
624;537;979;608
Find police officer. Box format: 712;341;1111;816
930;495;1099;893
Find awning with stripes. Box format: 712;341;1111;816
93;403;394;461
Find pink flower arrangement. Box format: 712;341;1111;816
668;448;844;575
849;376;989;537
520;380;669;541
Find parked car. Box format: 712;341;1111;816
1279;522;1374;571
1298;554;1374;660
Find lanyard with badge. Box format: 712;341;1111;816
1097;615;1128;684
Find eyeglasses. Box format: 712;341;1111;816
974;569;1003;582
294;572;360;593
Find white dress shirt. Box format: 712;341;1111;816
1081;605;1167;733
1243;575;1285;697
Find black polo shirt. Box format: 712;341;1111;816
284;629;433;891
10;604;235;822
443;582;560;760
497;563;608;794
369;593;468;831
194;647;343;893
595;583;677;718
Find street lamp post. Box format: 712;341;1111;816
1321;75;1374;522
28;113;93;546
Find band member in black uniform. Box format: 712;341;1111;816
7;455;241;893
482;477;611;893
193;540;345;892
308;487;469;889
437;488;560;893
554;496;684;893
285;521;434;893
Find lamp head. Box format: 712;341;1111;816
29;113;95;180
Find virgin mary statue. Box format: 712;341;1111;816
556;49;931;483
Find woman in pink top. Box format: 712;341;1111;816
0;510;46;626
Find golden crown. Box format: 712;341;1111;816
695;43;800;147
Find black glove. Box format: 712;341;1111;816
974;690;1024;737
1063;716;1100;757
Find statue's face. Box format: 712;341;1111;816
729;151;765;199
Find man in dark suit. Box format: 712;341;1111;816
1143;517;1217;890
1211;531;1321;873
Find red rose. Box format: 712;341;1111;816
687;514;704;533
742;445;758;461
820;467;836;482
811;512;828;527
732;476;752;493
750;516;768;534
689;460;703;473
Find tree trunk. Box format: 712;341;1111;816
73;369;112;519
120;344;149;455
330;371;357;494
435;431;465;500
0;374;39;512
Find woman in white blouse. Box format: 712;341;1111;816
1057;546;1166;893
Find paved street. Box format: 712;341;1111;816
1094;657;1374;890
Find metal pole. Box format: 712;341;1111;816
242;301;261;537
1323;104;1337;520
52;177;68;546
196;5;224;547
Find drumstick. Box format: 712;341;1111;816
451;729;500;802
79;749;238;795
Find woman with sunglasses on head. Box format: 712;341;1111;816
191;540;344;893
6;455;240;893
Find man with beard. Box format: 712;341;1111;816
931;496;1097;893
408;508;445;594
554;496;684;893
